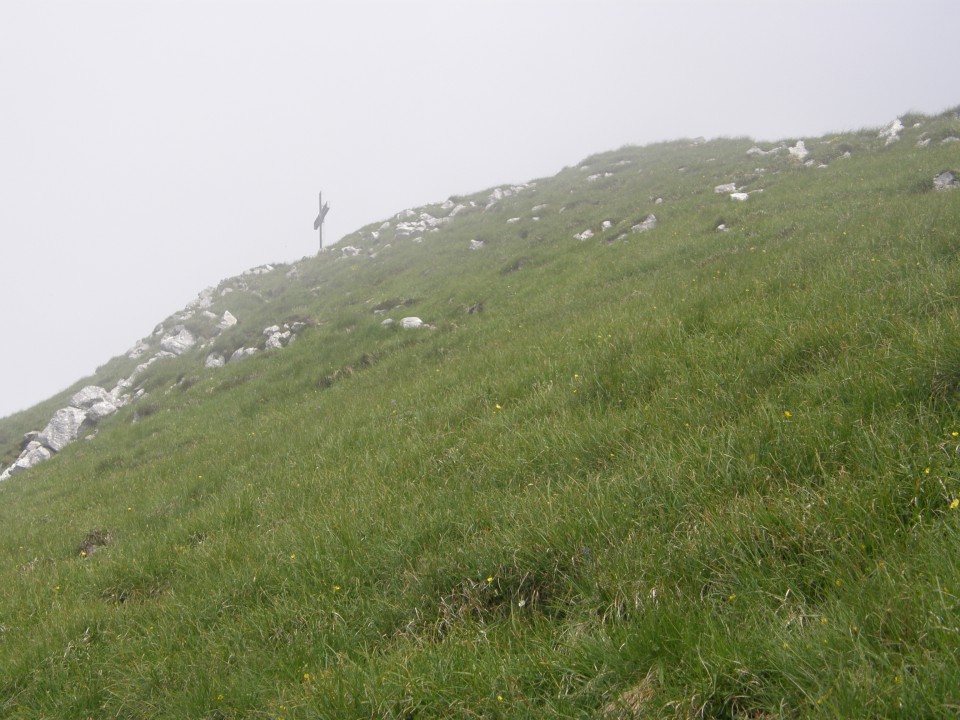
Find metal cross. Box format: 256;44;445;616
314;191;330;250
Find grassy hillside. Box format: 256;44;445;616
2;108;960;718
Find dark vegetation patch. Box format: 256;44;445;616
77;529;113;558
319;352;382;389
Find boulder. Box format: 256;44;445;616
575;229;595;241
469;239;485;250
788;141;809;161
934;171;958;191
401;317;424;329
38;407;87;452
70;386;114;409
631;215;658;233
730;192;750;201
266;331;292;350
2;441;53;480
86;401;118;423
160;328;196;355
205;353;226;369
229;347;258;363
714;183;737;194
880;119;904;145
127;339;151;360
218;311;238;330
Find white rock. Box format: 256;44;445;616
229;347;258;363
934;172;958;191
381;318;395;327
601;220;613;231
469;239;485;250
245;264;275;275
70;386;114;409
2;441;53;480
788;141;809;161
880;118;904;145
341;245;362;256
575;229;595;241
263;325;281;336
38;407;87;452
127;339;151;360
730;192;750;201
160;328;196;355
507;217;520;224
218;311;237;330
714;183;737;194
205;353;226;369
266;331;292;350
400;317;424;329
188;287;215;310
631;215;658;233
86;401;118;422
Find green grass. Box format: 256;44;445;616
2;106;960;718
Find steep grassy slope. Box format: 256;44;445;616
2;109;960;718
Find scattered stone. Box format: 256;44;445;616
575;229;595;241
654;197;664;204
265;330;292;350
245;264;275;275
218;311;237;331
381;318;395;327
631;215;658;234
715;183;737;194
400;317;424;329
86;401;118;423
38;407;88;452
341;246;362;256
187;287;215;310
746;145;784;156
934;171;958;191
160;328;196;355
205;353;226;369
127;339;150;360
507;217;520;224
229;347;258;363
788;141;809;161
71;386;114;409
716;224;729;232
601;220;613;231
730;192;749;202
469;239;485;250
943;137;960;144
880;118;904;145
0;442;53;481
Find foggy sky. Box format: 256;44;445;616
1;0;957;419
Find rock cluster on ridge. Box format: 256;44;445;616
1;385;120;481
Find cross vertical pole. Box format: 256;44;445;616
313;191;330;252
